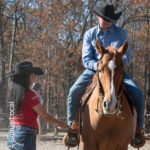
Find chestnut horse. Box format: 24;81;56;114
80;40;136;150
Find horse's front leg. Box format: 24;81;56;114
81;141;98;150
97;144;128;150
118;145;128;150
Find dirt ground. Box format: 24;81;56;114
0;131;150;150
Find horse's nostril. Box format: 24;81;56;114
104;101;107;108
115;102;118;109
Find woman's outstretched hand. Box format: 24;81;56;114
57;120;68;129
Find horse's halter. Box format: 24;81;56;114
95;52;124;117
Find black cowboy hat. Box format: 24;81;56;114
6;62;43;77
94;2;122;24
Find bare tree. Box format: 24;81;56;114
0;0;6;113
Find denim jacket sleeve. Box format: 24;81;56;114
82;31;98;71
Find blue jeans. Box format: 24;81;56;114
67;69;144;129
124;73;145;129
7;125;38;150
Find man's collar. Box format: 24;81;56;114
97;24;114;35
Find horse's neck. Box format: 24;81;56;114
88;85;103;110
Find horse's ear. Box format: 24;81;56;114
95;40;106;55
118;41;128;56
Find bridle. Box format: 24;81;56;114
95;53;124;117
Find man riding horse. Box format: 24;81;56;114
64;1;145;148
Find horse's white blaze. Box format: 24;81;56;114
108;60;116;71
108;60;117;111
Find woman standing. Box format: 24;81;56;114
7;62;67;150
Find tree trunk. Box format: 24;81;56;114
54;77;58;137
144;9;150;99
7;5;18;103
9;5;17;73
0;2;6;113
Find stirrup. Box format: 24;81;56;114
130;128;146;148
63;121;79;148
63;132;78;148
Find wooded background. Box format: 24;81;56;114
0;0;150;132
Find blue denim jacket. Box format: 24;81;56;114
82;24;131;71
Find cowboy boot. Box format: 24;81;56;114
63;111;80;148
130;126;146;148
